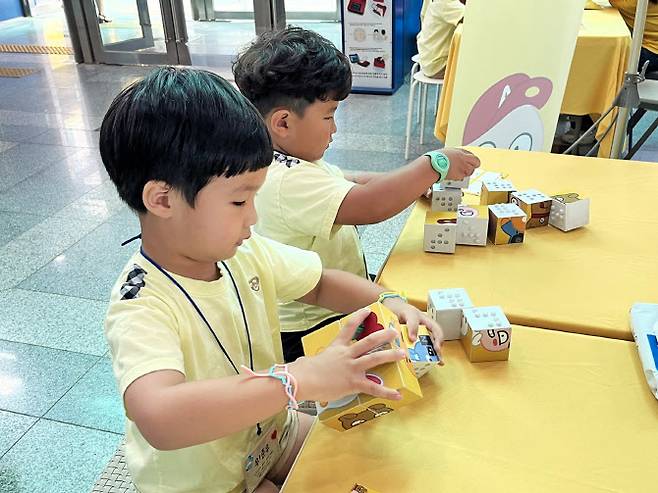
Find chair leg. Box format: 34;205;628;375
420;83;428;145
405;79;418;160
416;82;423;124
625;115;658;160
435;84;441;115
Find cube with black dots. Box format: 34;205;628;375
431;183;462;212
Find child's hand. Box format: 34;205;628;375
442;148;480;181
290;308;407;403
381;297;444;363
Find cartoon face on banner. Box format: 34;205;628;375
462;73;553;151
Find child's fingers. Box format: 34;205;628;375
333;308;371;345
419;314;444;347
356;348;406;372
402;311;420;342
349;327;397;357
358;380;402;400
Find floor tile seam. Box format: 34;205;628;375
0;336;106;359
7;285;108;305
0;212;112;289
0;125;51;143
37;355;104;418
0;414;40;461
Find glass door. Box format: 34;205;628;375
80;0;182;65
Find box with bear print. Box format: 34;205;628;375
302;302;423;431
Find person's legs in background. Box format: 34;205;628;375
639;47;658;76
96;0;111;23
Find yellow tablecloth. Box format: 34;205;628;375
378;147;658;341
282;326;658;492
435;8;631;158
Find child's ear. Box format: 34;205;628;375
142;180;174;218
269;109;291;139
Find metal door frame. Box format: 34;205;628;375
63;0;289;65
192;0;339;22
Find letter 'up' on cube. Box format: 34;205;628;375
549;192;590;231
510;189;552;228
487;203;527;245
479;179;516;205
424;211;457;254
460;306;512;362
444;176;470;189
427;288;474;340
456;204;488;246
431;183;462;212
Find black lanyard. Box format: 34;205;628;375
138;247;262;435
139;247;254;374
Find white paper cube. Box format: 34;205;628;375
431;183;462;212
444;176;471;189
428;288;474;340
549;193;590;231
456;205;488;246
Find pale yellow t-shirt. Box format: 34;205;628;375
105;233;322;493
416;0;465;77
254;152;367;333
610;0;658;54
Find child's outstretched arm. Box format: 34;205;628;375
123;309;404;451
335;147;480;225
297;268;443;351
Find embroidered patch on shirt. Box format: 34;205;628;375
273;150;301;168
120;264;147;300
248;276;260;292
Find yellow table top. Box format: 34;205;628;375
378;147;658;341
435;8;630;158
283;326;658;493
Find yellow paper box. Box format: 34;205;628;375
302;302;423;431
401;324;440;378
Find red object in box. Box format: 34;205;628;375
374;57;385;68
348;0;366;15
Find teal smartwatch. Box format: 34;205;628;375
424;150;450;182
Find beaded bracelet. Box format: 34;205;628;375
241;364;299;410
377;291;408;305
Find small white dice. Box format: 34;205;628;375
431;183;462;212
456;205;488;246
424;211;457;254
549;193;590;231
480;179;516;205
443;176;471;189
510;189;552;228
428;288;474;340
487;203;527;245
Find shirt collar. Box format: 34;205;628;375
273;150;302;168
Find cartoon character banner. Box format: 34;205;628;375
445;0;585;152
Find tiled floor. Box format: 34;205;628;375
1;9;658;493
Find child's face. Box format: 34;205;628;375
276;99;339;162
170;167;268;262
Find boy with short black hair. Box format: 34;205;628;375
233;27;478;362
100;66;441;493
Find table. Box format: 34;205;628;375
378;147;658;341
435;8;631;158
282;326;658;492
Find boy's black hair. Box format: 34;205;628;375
99;67;272;213
232;26;352;116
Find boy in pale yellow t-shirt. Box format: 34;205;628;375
100;67;442;493
233;27;479;362
417;0;466;78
